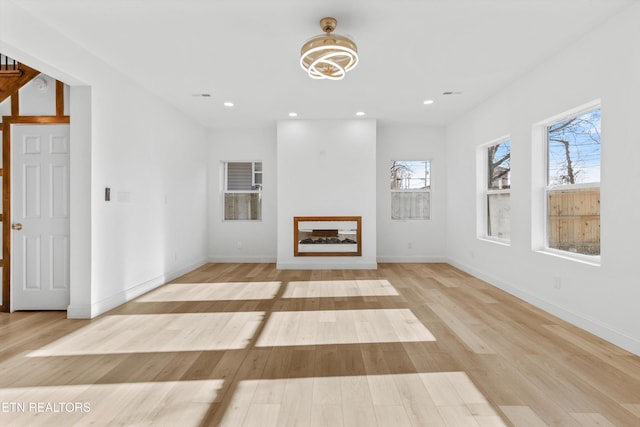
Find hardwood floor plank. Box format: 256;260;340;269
620;403;640;418
427;302;496;354
241;403;281;427
310;403;344;427
252;347;293;404
373;404;413;427
569;412;616;427
393;373;446;427
499;405;549;427
341;401;378;427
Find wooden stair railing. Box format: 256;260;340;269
0;54;41;104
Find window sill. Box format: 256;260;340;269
478;237;510;247
535;249;600;266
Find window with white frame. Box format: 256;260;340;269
223;161;262;220
485;138;511;241
390;160;431;220
545;107;600;256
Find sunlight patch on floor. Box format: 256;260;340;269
0;379;223;427
255;308;435;347
27;312;265;356
136;281;282;302
282;279;399;298
219;372;506;427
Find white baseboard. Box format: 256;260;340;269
447;257;640;356
376;255;448;263
66;304;94;319
276;261;378;270
67;258;208;319
208;256;277;263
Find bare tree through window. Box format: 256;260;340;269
390;160;431;220
488;141;511;190
546;108;601;256
547;109;600;185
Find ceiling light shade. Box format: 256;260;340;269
300;17;358;80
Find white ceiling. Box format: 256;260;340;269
13;0;635;128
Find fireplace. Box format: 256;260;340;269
294;216;362;256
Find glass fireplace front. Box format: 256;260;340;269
293;216;362;256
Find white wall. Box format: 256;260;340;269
377;126;447;262
1;1;209;317
90;78;208;312
207;124;447;266
207;128;277;262
0;98;10;117
445;4;640;354
277;120;377;269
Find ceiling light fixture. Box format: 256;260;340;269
223;101;234;107
356;111;365;116
288;112;298;117
423;99;434;105
300;17;358;80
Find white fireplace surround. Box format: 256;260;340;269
276;119;377;269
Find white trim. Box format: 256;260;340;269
536;98;602;128
546;182;600;191
376;256;447;263
533;99;602;262
486;188;510;195
477;136;511;242
477;237;510;247
535;249;601;267
276;261;378;270
66;304;93;319
66;258;208;319
222;160;263;221
208;256;277;263
447;257;639;356
390;159;432;221
252;162;262;188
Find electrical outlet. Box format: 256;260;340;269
553;277;562;290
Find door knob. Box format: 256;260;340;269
11;223;22;230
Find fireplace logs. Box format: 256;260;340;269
299;237;357;244
294;216;362;256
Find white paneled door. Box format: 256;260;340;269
11;124;70;310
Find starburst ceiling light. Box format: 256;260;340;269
300;17;358;80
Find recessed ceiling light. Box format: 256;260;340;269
423;99;434;105
289;112;298;117
356;111;365;116
223;101;234;107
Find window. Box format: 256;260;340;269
485;138;511;241
390;160;430;220
223;161;262;220
545;107;600;256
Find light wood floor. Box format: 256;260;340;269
0;263;639;426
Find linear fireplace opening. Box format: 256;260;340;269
294;216;362;256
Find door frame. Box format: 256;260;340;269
1;81;69;311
